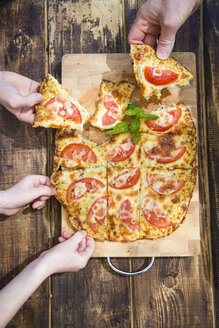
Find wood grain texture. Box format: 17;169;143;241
126;1;215;327
203;0;219;323
48;1;132;327
61;52;200;257
0;1;49;327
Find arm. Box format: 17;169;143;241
0;71;43;124
128;0;202;59
0;231;94;328
0;175;55;216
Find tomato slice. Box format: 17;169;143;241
102;95;119;126
106;137;135;162
87;195;111;233
146;173;185;195
145;108;182;132
109;168;140;189
144;66;178;86
44;96;82;123
144;146;186;164
120;199;140;232
61;144;97;163
66;178;105;203
141;197;171;228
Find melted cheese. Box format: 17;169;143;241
92;198;107;220
152;112;173;127
74;182;87;198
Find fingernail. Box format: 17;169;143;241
51;187;56;195
81;230;87;236
35;93;43;101
157;50;169;60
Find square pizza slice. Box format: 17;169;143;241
107;166;141;241
90;80;135;130
54;129;106;171
139;167;197;239
33;74;90;131
140;133;197;169
130;44;193;100
99;133;140;168
51;167;109;240
140;103;196;135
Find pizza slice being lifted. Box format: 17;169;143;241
33;74;90;131
130;45;193;100
90;80;135;130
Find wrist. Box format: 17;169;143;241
0;190;11;215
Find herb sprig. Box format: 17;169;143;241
106;103;159;144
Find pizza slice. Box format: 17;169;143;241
139;167;197;239
33;74;90;131
51;167;109;240
107;166;141;241
140;133;197;169
54;129;106;171
100;133;140;167
140;103;196;135
130;44;193;99
90;80;135;130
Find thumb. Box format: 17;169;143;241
156;25;177;60
30;185;56;200
13;93;43;108
68;231;87;248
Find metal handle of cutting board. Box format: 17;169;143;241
106;257;155;276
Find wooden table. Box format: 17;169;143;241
0;1;218;327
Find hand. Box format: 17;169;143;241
0;71;43;124
128;0;202;59
0;175;56;216
40;231;95;274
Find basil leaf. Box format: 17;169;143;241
123;102;143;116
131;130;140;144
130;118;140;132
136;112;159;120
105;121;129;135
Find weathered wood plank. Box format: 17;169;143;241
125;1;215;327
203;0;219;323
0;1;49;327
48;1;131;327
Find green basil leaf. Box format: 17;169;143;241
131;130;140;144
130;118;140;132
136;112;159;120
123;102;143;116
105;121;129;135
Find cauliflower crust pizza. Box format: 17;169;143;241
54;129;106;171
90;80;135;130
33;74;90;131
131;45;193;100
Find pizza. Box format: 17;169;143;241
140;133;197;169
100;133;140;167
90;80;135;130
140;103;196;135
140;168;197;239
130;44;193;99
54;129;106;171
51;167;109;240
107;166;141;241
33;74;90;131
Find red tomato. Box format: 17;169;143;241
102;95;119;126
87;195;111;232
144;66;178;86
120;199;140;232
109;168;140;189
141;197;171;228
44;96;82;123
61;144;97;163
66;178;105;203
146;173;185;195
145;108;182;132
144;146;186;164
106;137;135;162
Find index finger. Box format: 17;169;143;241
80;236;95;257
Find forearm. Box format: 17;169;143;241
0;190;10;215
0;256;51;328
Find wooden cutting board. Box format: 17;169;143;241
61;53;200;257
